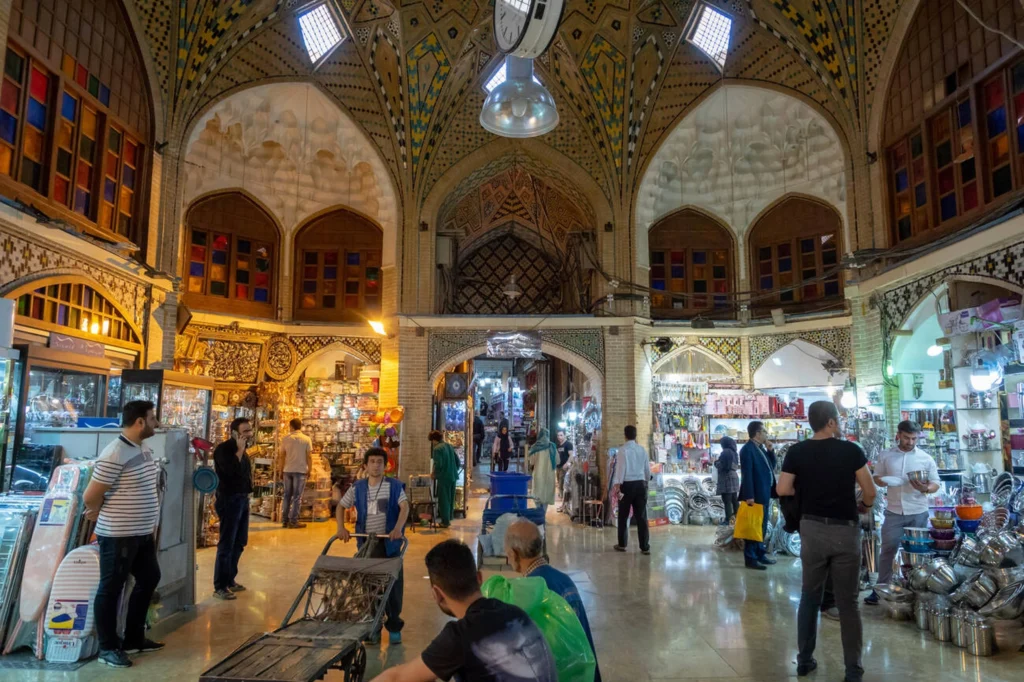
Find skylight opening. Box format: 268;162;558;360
483;61;542;94
687;3;732;71
299;3;344;66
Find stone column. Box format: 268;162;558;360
602;325;642;483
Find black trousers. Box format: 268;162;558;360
617;480;650;550
214;493;249;591
94;534;161;651
473;438;483;465
369;543;404;633
721;492;739;523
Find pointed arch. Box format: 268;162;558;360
652;344;739;377
285;341;378;385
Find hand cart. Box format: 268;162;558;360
200;533;407;682
476;494;546;570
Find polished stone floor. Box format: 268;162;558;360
8;481;1022;681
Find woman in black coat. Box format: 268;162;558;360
715;436;741;524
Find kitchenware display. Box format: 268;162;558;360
929;528;956;540
904;527;932;541
876;584;916;603
932;507;956;520
964;573;999;609
884;600;914;621
986;566;1024;589
903;539;935;553
930;517;955;529
950;572;981;603
992;618;1024;653
979;507;1012;535
930;607;952;641
965;614;994;656
956;504;984;520
990;473;1015;505
979;531;1022;567
879;476;904;487
978;581;1024;619
926;561;963;594
933;538;957;551
954;536;982;565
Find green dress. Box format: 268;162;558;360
432;441;460;525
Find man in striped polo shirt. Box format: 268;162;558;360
84;400;164;668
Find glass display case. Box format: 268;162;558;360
439;397;473;517
120;370;215;441
0;349;18;481
2;345;110;492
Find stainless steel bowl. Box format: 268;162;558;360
978;581;1024;619
905;551;935;567
907;470;928;484
904;526;932;541
927;561;963;594
964;573;999;609
950;572;980;604
954;536;982;566
876;584;916;603
979;531;1022;567
909;565;933;590
986;566;1024;589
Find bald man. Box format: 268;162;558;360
505;520;601;682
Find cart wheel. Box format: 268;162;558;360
346;644;367;682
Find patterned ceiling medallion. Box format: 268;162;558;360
265;335;298;380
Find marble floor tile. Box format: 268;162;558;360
4;485;1022;681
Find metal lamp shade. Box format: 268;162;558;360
480;56;558;138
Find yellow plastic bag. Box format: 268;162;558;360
734;502;764;542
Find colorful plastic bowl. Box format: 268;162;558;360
956;518;982;533
956;505;984;520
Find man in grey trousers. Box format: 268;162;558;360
777;401;876;682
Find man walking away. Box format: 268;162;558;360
472;412;485;466
84;400;164;668
715;436;741;525
370;539;556;682
739;421;777;570
864;420;939;605
505;520;601;682
555;429;573;502
429;431;459;528
777;400;876;682
336;448;409;644
212;417;254;600
279;418;313;529
612;425;651;555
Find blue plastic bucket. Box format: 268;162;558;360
489;472;531;510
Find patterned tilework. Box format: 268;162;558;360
648;336;742;374
861;0;901;115
175;0;260;101
580;35;627;171
876;240;1024;348
427;329;605;379
136;0;176;99
406;33;452;170
765;0;848;105
749;328;852;372
627;35;665;171
371;28;408;168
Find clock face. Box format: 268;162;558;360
495;0;532;53
450;377;466;395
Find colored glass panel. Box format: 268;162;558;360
61;92;76;121
939;193;957;221
29;67;47;101
26;98;46;129
894;169;908;191
253;288;269;303
987;107;1007;136
914;183;927;207
54;175;69;203
0;111;17;144
963;182;979;211
1;81;18;113
993;165;1012;196
5;51;24;81
62;53;75;79
985;79;1004;109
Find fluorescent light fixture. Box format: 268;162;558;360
298;3;344;66
368;320;387;336
772;357;783;366
926;344;943;357
484;61;541;93
687;3;732;71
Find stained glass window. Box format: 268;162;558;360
299;248;381;313
188;228;273;304
14;280;141;346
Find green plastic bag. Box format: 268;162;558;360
482;575;597;682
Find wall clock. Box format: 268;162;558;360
494;0;565;59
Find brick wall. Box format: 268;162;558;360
602;326;639;482
395;327;431;479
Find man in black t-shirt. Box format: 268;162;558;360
370;539;556;682
555;430;573;502
777;401;876;682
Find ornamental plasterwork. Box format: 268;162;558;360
635;85;848;274
427;329;605;379
749;328;852;372
649;336;742;374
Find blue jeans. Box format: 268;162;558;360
214;493;249;591
282;472;307;524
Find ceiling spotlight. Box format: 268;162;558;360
926;344;943;357
772;357;783;366
840;391;857;409
480;55;559;138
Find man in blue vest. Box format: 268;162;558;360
739;421;777;570
336;447;409;645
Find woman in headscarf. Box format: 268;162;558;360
528;428;558;513
491;419;513;472
715;435;741;524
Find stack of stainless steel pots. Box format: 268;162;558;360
950;606;968;648
965;613;995;656
930;606;952;642
915;600;930;631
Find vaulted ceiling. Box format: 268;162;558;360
128;0;912;215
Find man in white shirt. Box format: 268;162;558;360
864;420;939;605
612;425;652;555
278;418;314;529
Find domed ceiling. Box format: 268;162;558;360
129;0;912;216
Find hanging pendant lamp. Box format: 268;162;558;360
480;55;559;138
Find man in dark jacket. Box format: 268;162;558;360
715;436;740;524
212;418;254;600
739;421;777;570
